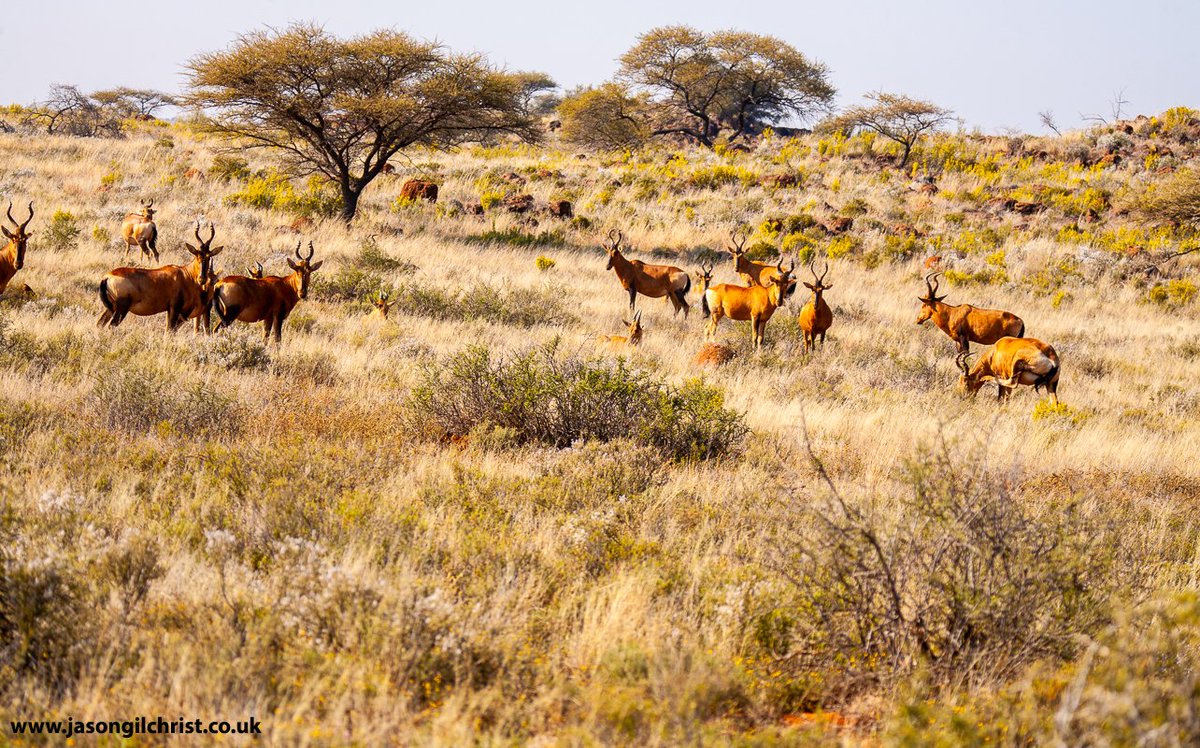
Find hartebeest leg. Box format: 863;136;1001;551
96;311;113;327
627;286;637;314
262;318;273;344
273;313;286;344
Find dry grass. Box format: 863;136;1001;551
2;116;1200;745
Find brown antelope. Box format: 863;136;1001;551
369;290;394;321
97;223;223;332
212;241;324;344
597;310;643;347
917;272;1025;353
0;202;34;295
701;258;795;349
798;261;833;354
957;337;1060;405
729;229;797;298
121;200;159;264
603;229;691;317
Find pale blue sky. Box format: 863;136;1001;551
3;0;1196;132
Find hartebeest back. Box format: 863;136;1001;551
603;229;691;317
957;337;1060;404
121;200;159;264
798;261;833;354
701;258;795;349
212;241;324;344
917;272;1024;353
597;310;643;348
1;202;34;295
98;223;223;332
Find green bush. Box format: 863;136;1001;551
465;227;567;249
209;155;251;182
46;210;81;251
1147;278;1198;307
224;170;341;218
389;282;576;329
405;342;748;460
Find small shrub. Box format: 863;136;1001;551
194;330;271;371
1147;279;1198;307
92;226;111;244
355;236;418;275
536;255;557;272
466;227;567;249
46;210;81;251
209;155;251;182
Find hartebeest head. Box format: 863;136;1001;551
697;261;715;292
956;352;983;397
603;229;624;271
247;261;265;279
803;261;832;295
728;229;749;258
185;223;224;277
916;271;947;325
139;199;156;220
371;290;394;320
623;310;643;345
3;201;35;270
286;241;323;299
770;258;796;305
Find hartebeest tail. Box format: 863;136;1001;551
603;229;691;317
0;201;34;295
597;310;643;347
798;261;834;354
121;199;159;264
97;223;223;332
917;272;1024;353
212;241;323;344
957;337;1060;405
703;258;795;349
729;229;797;298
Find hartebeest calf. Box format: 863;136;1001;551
701;258;795;349
603;229;691;317
0;201;34;296
98;223;223;332
917;272;1024;353
212;241;323;344
121;200;159;264
798;261;833;354
597;310;643;348
729;229;797;299
957;337;1060;405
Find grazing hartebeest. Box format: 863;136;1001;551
0;201;34;296
702;258;795;349
97;223;223;332
917;272;1025;353
729;229;797;298
597;310;643;348
603;229;691;317
212;241;324;344
121;200;159;264
798;261;833;354
957;337;1060;405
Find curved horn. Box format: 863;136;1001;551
294;241;303;259
304;241;315;261
730;229;748;251
146;199;154;209
194;222;204;245
206;223;216;246
924;271;942;298
818;262;830;284
5;202;14;227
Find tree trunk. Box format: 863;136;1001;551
339;185;361;223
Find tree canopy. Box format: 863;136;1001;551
557;84;650;151
820;92;955;167
185;23;544;221
616;26;835;147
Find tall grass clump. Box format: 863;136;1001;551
405;342;748;460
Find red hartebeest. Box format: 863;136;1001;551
0;202;34;295
603;229;691;317
597;310;643;348
121;200;159;264
701;258;795;349
917;272;1025;353
957;337;1060;404
369;290;394;321
97;223;223;332
729;229;797;298
798;261;833;354
212;241;324;344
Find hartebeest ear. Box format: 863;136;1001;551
804;282;815;291
184;243;197;253
210;246;224;256
823;283;832;290
309;260;324;271
1;227;11;239
287;258;299;271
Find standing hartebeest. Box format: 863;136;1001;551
917;272;1025;353
597;310;643;348
97;223;223;332
701;258;796;349
957;337;1060;405
729;229;797;298
603;229;691;317
121;200;159;264
0;202;34;296
798;261;833;354
212;241;324;344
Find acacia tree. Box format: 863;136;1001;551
617;26;834;147
185;23;543;222
821;92;955;167
557;84;650;150
91;87;177;118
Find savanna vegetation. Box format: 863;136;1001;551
2;22;1200;746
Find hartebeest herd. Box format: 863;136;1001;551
2;199;1061;405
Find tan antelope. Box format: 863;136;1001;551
121;200;159;264
597;310;643;348
97;223;223;332
603;229;691;317
212;241;324;344
701;258;795;349
917;272;1025;353
0;201;34;295
957;337;1060;405
798;261;833;354
729;229;797;299
369;290;394;321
